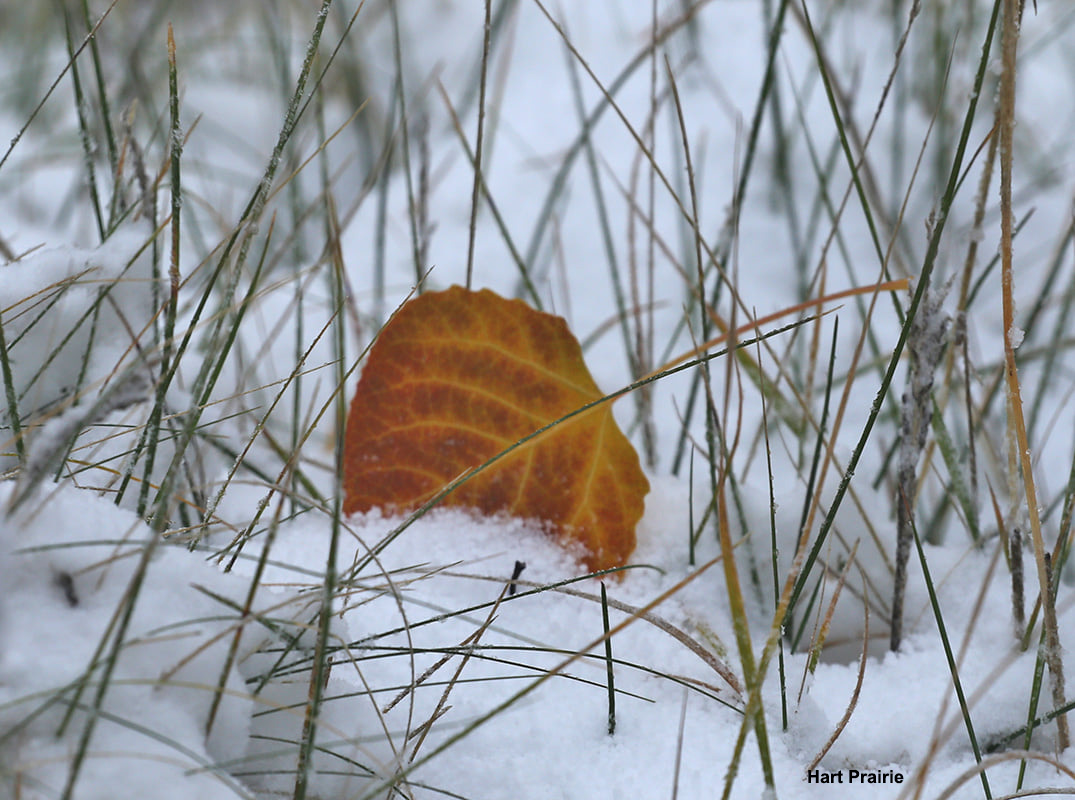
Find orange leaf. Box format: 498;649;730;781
342;286;649;572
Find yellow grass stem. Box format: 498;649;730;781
652;278;909;379
997;0;1068;749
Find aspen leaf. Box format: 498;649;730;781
342;286;649;572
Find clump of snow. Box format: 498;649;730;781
0;233;158;428
0;482;255;798
1008;324;1025;349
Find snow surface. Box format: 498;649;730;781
3;1;1075;799
4;472;1070;799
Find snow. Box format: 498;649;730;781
0;482;257;799
0;235;157;429
3;1;1075;799
4;477;1065;798
1008;324;1025;350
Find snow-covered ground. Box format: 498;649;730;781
3;2;1075;798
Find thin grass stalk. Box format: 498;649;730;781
623;116;658;466
534;0;778;349
1051;434;1075;580
686;283;899;592
670;688;689;800
372;84;399;325
709;200;775;792
666;276;904;589
456;0;519;114
897;538;1009;795
670;68;907;483
534;0;830;458
730;0;790;219
288;262;309;517
801;258;826;478
797;1;923;281
716;462;775;797
1013;579;1050;787
203;486;292;740
387;0;423;288
213;292;421;581
60;3;105;241
217;288;370;706
292;494;340;800
688;450;696;565
780;6;927;478
601;582;616;736
910;515;991;798
193;305;341;726
151;216;273;517
966;209;1034;308
70;291;103;406
414;111;432;276
996;0;1069;749
955;111;998;318
797;317;836;548
323;0;378;164
79;0;118;196
790;319;839;645
790;572;826;653
639;0;659;469
293;159;353;797
0;315;24;462
929;397;980;541
761;0;805;284
131;24;181;517
801;540;857;691
465;0;492;289
262;6;312;522
758;354;787;730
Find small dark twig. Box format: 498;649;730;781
508;560;526;596
54;571;79;608
601;582;616;736
1010;525;1025;634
